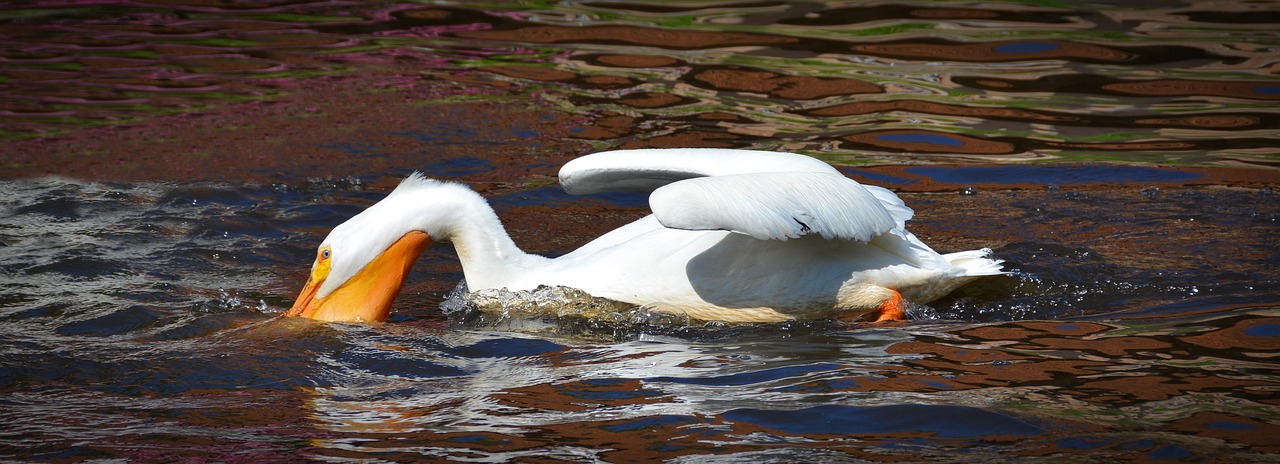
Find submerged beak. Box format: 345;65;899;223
286;231;432;323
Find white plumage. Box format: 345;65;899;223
290;148;1003;323
650;172;898;241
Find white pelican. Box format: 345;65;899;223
286;149;1002;323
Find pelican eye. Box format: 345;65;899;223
311;246;334;283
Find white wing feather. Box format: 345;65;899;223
559;148;914;242
863;184;913;229
559;148;838;194
650;172;898;242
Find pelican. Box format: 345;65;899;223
286;149;1002;323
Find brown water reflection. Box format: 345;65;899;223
8;311;1275;461
286;309;1280;462
2;1;1280;462
5;0;1280;170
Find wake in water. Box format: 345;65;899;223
440;281;971;342
443;283;703;340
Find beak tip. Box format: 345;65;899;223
286;279;321;319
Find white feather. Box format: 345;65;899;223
863;184;914;229
649;172;898;242
559;148;838;194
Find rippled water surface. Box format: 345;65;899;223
3;1;1280;462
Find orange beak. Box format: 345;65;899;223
286;231;432;323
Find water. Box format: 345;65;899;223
3;1;1280;462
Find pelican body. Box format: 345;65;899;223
287;149;1002;323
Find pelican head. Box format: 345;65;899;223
286;174;480;322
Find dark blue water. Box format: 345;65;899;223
906;165;1203;185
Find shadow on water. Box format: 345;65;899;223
2;0;1280;462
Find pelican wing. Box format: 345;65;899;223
863;184;914;229
559;148;838;194
650;172;899;242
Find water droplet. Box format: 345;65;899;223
959;186;978;195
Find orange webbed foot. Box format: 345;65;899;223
874;290;906;322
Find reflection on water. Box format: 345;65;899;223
2;174;1277;461
3;1;1280;462
4;0;1280;168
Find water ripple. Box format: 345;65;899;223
3;2;1280;462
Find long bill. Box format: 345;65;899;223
287;231;433;323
